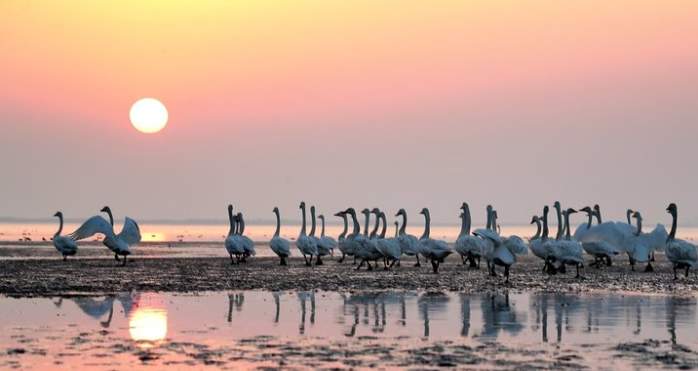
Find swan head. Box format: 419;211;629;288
361;208;370;215
593;204;601;213
299;201;306;209
486;205;492;212
579;206;592;214
272;206;279;214
395;209;406;217
333;211;345;217
419;208;429;216
100;206;111;213
345;208;355;215
530;215;539;224
53;211;62;218
318;214;325;221
666;203;677;215
228;204;234;212
460;202;469;211
371;207;380;215
632;211;643;221
553;201;561;210
565;208;577;215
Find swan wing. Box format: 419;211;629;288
473;228;501;245
117;217;142;246
69;216;114;241
503;235;528;255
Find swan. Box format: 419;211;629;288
417;208;452;273
625;211;667;272
473;205;496;272
626;209;635;225
334;211;352;263
342;207;364;265
553;201;564;241
354;208;383;270
236;212;256;261
547;208;584;278
270;207;291;266
576;206;635;267
473;210;528;281
395;208;421;266
296;201;318;266
665;203;698;280
224;205;245;264
528;214;552;271
454;202;486;269
52;211;77;260
317;214;338;256
309;206;330;265
575;206;620;267
394;221;399;238
374;211;402;269
69;206;141;266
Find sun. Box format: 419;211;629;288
130;98;168;134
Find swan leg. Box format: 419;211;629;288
673;264;679;280
650;251;656;262
280;257;287;266
389;259;398;269
431;260;439;274
338;253;345;263
229;254;235;265
316;256;324;266
121;255;127;266
606;256;613;266
460;254;467;265
468;254;478;269
644;263;654;273
114;253;120;261
504;266;510;283
366;260;373;271
686;266;691;278
356;259;365;270
63;255;67;262
629;257;635;271
414;255;421;267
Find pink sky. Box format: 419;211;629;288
1;1;698;225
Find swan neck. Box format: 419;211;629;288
669;210;677;240
586;211;592;229
636;218;642;236
350;211;360;236
105;209;114;227
486;208;492;230
564;213;572;240
399;213;407;235
379;214;387;238
627;211;633;225
555;205;563;240
363;213;370;237
300;205;307;236
370;213;380;238
594;209;602;224
458;213;467;238
55;214;63;237
420;211;430;239
227;207;235;236
273;209;281;237
542;209;549;240
533;219;541;240
309;208;316;237
464;205;472;235
238;215;245;235
320;216;326;237
339;214;348;240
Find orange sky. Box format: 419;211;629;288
2;1;698;223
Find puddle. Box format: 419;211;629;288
1;291;697;369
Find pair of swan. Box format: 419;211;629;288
296;202;319;266
665;203;698;279
473;205;527;281
70;206;141;266
224;205;255;264
52;211;77;260
353;208;385;270
308;206;335;264
546;205;584;277
454;202;485;268
372;209;402;269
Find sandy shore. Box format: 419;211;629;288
2;246;697;296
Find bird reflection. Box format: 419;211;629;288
418;292;449;338
460;294;471;337
665;296;697;344
298;291;315;335
342;292;410;336
227;293;245;322
273;292;281;323
479;291;524;341
52;291;140;328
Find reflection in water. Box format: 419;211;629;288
479;292;525;341
298;291;315;335
342;292;411;337
666;296;697;344
418;293;450;338
227;293;245;322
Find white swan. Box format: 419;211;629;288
625;211;667;272
528;214;551;270
665;203;698;280
236;212;256;260
374;211;402;269
69;206;141;266
417;208;452;273
454;202;486;269
574;206;620;267
270;207;291;266
547;208;584;278
395;209;421;267
473;209;528;281
52;211;77;260
354;208;383;270
317;213;338;258
334;211;352;263
343;208;364;265
309;206;330;265
572;206;595;240
224;205;245;264
296;201;318;266
473;205;496;271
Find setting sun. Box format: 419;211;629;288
130;98;168;134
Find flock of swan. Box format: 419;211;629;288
49;202;697;280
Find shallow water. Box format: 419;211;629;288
1;291;698;369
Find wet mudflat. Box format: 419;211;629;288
1;251;697;296
1;291;698;370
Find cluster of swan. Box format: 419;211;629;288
45;201;698;280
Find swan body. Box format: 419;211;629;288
665;203;698;279
454;203;485;268
473;228;527;282
418;208;452;273
236;212;256;258
69;206;140;265
308;206;329;265
52;211;77;260
334;211;354;262
224;205;245;264
317;214;338;256
354;209;383;270
270;207;291;265
527;215;550;264
374;211;402;269
623;211;667;271
545;206;584;277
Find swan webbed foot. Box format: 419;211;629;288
414;262;421;267
644;263;654;273
431;260;440;274
316;256;324;266
114;254;120;261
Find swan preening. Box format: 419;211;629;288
69;206;141;265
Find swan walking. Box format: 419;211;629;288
296;202;318;266
69;206;141;266
418;208;452;273
665;203;698;280
354;208;383;270
547;208;584;278
576;206;618;267
270;207;291;266
236;212;256;261
224;205;245;264
308;206;330;265
528;214;552;271
625;211;667;272
454;202;485;269
473;209;528;281
374;211;402;269
343;208;365;266
334;211;352;263
395;209;421;267
52;211;77;260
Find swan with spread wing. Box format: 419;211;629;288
69;206;141;265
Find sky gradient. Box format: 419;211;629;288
2;1;698;226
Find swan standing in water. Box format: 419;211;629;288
52;211;77;260
454;202;485;269
418;208;452;273
224;205;245;264
236;212;256;261
665;203;698;280
296;202;318;266
317;214;337;258
308;206;330;265
395;209;421;267
70;206;141;266
270;207;291;266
